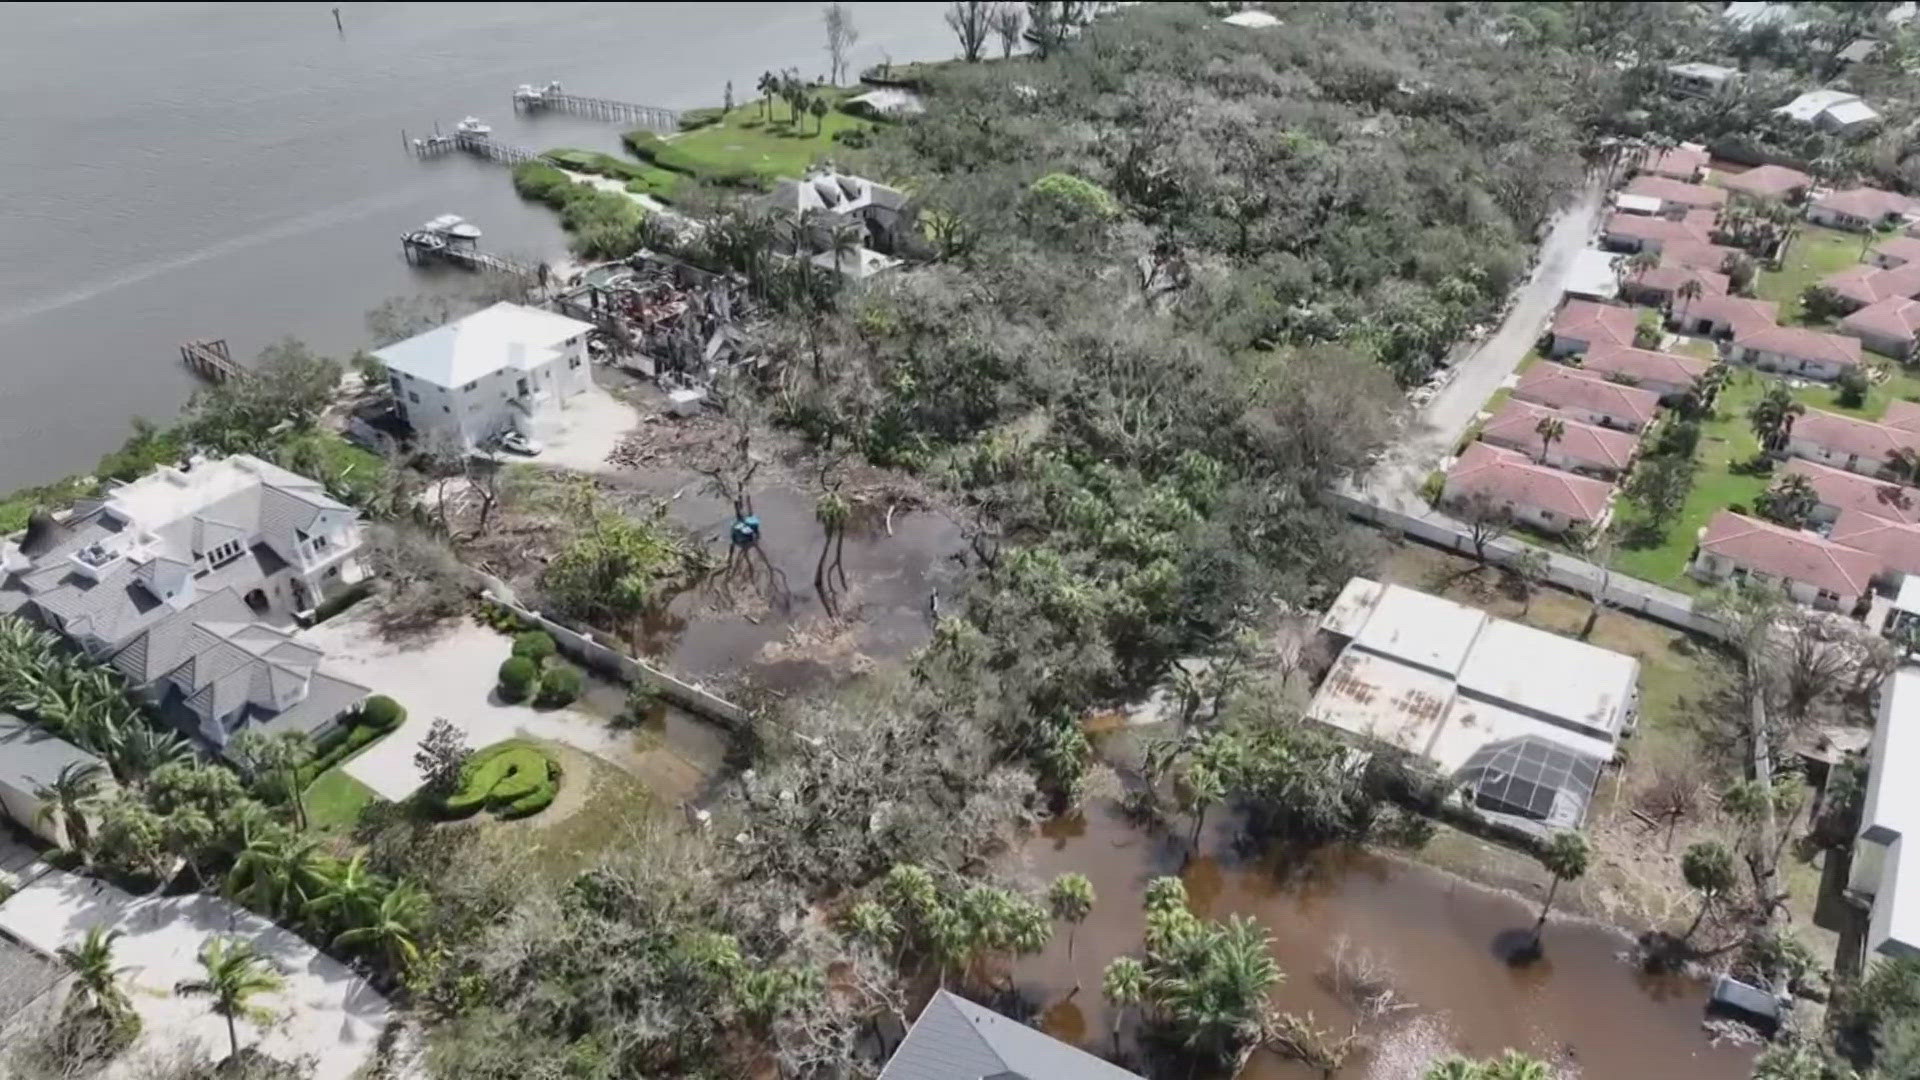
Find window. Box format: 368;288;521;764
205;539;243;567
464;381;478;391
516;378;530;396
569;356;581;369
408;392;420;404
444;406;451;413
1539;510;1555;522
389;375;403;395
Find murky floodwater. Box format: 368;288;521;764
620;467;967;690
1008;801;1757;1079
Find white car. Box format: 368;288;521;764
496;431;543;456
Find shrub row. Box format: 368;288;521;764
306;696;407;778
543;148;655;184
441;741;561;820
619;131;765;189
510;161;649;260
496;631;582;707
676;107;725;131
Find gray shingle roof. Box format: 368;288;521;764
879;991;1144;1080
0;714;105;795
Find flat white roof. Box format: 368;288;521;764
1566;248;1622;300
1668;61;1739;81
1863;668;1920;957
1221;10;1280;27
1308;647;1458;759
1896;574;1920;615
1350;583;1487;676
1320;576;1384;639
372;302;594;389
1614;193;1664;215
1826;99;1881;126
1455;619;1640;741
101;454;321;531
1431;695;1617;774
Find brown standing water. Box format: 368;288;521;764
1009;801;1758;1079
618;466;967;690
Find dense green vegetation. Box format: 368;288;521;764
511;160;659;259
441;740;561;819
618;85;877;189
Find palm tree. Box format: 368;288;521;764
813;488;851;613
1423;1051;1554;1079
1047;872;1095;973
308;853;384;936
34;760;107;859
827;216;865;276
1758;472;1820;527
1177;761;1224;851
110;723;193;784
332;880;429;977
755;72;774;120
174;937;284;1062
1674;277;1705;329
58;927;133;1020
808;95;829;136
1532;415;1566;465
1681;840;1737;942
1532;831;1590;946
1748;385;1804;455
1101;956;1146;1054
844;900;898;954
226;829;328;923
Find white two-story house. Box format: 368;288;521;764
375;302;598;453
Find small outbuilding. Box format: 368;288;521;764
0;715;107;846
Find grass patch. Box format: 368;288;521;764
1670;336;1719;361
304;769;378;837
621;88;880;188
1788;361;1920;421
1757;225;1870;325
1609;370;1773;589
499;747;660;882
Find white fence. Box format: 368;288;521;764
1325;491;1732;642
469;570;747;730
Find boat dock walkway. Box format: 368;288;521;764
180;339;246;383
400;214;536;278
511;81;678;131
406;119;541;166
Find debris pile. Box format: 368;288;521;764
554;250;759;386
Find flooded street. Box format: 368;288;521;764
1009;801;1758;1079
620;465;968;690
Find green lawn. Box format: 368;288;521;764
626;89;879;188
1757;225;1870;325
1610;370;1773;589
1670;336;1718;361
1789;361;1920;420
304;768;378;837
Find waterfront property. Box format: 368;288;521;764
0;455;369;751
761;167;910;280
1850;666;1920;960
878;989;1144;1080
374;302;597;453
0;715;110;845
1310;578;1638;833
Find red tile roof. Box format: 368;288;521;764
1841;297;1920;347
1831;510;1920;578
1550;299;1638;349
1873;236;1920;268
1882;400;1920;433
1580;342;1711;388
1637;144;1709;180
1480;400;1640;472
1822;263;1920;308
1721;164;1812;200
1816;186;1916;221
1792;408;1920;463
1445;442;1615;523
1663;240;1742;273
1782;459;1920;524
1686;293;1778;336
1512;363;1662;428
1735;323;1863;367
1699;510;1881;596
1605;210;1711;245
1632;262;1729;297
1625;174;1728;209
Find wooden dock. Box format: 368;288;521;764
180;339;246;383
401;235;535;277
511;82;678;132
406;125;541;166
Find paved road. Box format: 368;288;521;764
1354;177;1609;514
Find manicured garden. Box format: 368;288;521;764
441;739;562;820
301;694;407;834
618;87;881;192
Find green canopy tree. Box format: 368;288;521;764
1680;840;1737;942
1047;872;1095;972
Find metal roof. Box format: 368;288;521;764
373;302;593;389
0;714;104;796
879;991;1144;1080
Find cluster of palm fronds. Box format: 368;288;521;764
0;615;191;781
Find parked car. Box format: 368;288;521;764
496;431;543;456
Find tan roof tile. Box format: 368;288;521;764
1446;442;1615;522
1480;400;1640;472
1700;510;1880;596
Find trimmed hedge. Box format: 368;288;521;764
676;107;726;131
498;656;538;703
536;664;582;708
512;631;556;663
620;131;765;189
359;695;406;731
441;740;561;820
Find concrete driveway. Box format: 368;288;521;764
0;866;389;1080
1354;177;1608;513
525;380;638;473
300;609;652;801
